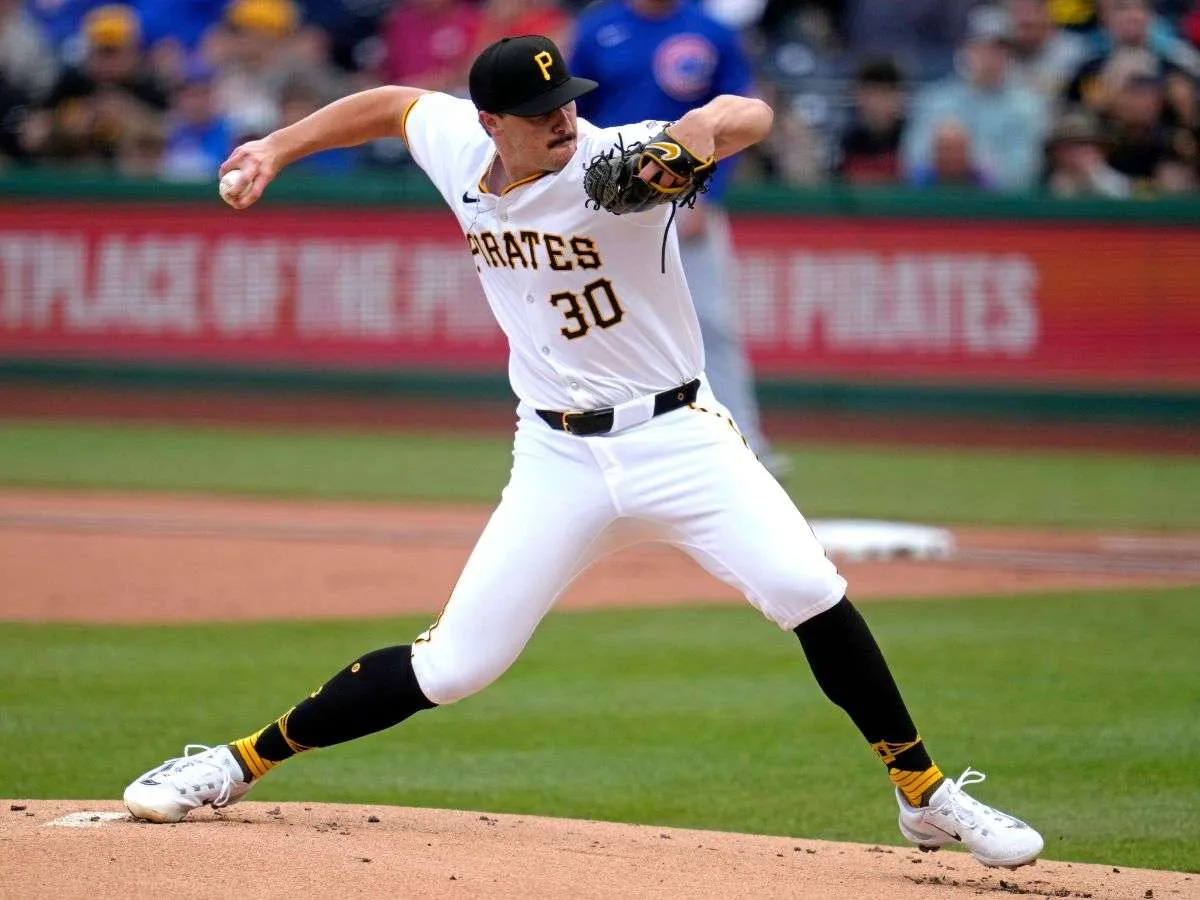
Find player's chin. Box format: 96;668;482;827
545;140;577;169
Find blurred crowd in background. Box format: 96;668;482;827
2;0;1199;197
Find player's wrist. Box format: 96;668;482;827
667;113;717;161
263;129;301;170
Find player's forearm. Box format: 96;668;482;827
672;95;774;161
267;86;424;167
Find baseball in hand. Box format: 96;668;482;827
219;169;247;203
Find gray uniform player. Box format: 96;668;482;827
122;35;1043;870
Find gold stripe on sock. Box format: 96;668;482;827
890;764;944;806
871;736;922;765
230;730;273;780
276;708;313;755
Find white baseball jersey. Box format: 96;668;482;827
402;91;704;412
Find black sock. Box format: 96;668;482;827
230;644;435;779
794;597;944;805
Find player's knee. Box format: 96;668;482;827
410;640;512;705
751;565;847;631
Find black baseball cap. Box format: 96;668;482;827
469;35;598;117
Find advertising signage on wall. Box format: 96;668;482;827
1;204;1196;389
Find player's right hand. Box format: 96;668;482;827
218;138;280;210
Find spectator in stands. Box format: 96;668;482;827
0;0;59;164
1008;0;1089;102
1065;0;1200;125
276;74;359;174
908;119;996;189
160;60;235;181
134;1;229;89
835;57;906;185
115;115;167;176
208;0;318;141
903;6;1049;191
1048;0;1100;31
0;0;59;102
380;0;480;95
472;0;572;61
1044;107;1132;196
843;0;977;82
571;0;784;476
25;0;112;56
1084;0;1200;69
22;4;169;168
1102;58;1198;192
138;0;227;52
297;0;394;78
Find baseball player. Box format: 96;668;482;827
123;35;1043;869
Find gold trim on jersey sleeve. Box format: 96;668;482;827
399;93;428;145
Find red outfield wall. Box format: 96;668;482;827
1;203;1197;390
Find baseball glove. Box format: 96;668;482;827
583;127;717;216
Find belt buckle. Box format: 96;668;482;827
561;410;579;435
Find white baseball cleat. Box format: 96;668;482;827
123;744;252;823
896;767;1044;868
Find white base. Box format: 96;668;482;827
809;519;955;562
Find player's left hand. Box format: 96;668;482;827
584;127;716;216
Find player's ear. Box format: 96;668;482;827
479;111;498;137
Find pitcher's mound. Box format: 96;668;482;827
3;800;1191;898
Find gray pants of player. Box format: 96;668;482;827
677;203;771;461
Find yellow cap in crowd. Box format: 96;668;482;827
225;0;300;37
83;3;142;49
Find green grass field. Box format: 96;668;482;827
1;419;1197;872
1;420;1198;528
1;592;1197;871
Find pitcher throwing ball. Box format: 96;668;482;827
123;35;1043;869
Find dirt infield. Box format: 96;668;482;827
3;800;1195;899
1;489;1197;623
3;487;1197;896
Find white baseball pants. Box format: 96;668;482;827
410;379;846;705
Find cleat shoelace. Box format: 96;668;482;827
933;768;1021;833
163;744;235;808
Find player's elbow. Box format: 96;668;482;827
749;97;774;141
710;95;774;157
719;94;774;140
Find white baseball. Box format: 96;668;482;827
219;169;246;203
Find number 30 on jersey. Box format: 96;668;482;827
550;277;624;339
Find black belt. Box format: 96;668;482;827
537;379;700;436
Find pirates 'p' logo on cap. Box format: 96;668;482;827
468;35;598;117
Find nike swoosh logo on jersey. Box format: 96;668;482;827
462;191;479;203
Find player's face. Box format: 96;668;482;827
490;102;579;174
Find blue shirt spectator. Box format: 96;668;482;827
161;62;235;180
903;6;1049;191
138;0;226;51
570;0;752;201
